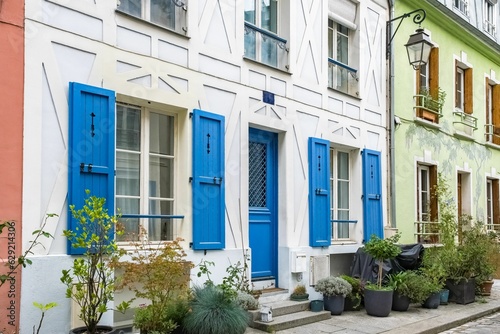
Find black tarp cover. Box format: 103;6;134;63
350;243;425;284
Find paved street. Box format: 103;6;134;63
439;311;500;333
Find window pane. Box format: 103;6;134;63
262;37;278;67
117;105;141;151
337;152;349;179
150;112;174;155
116;151;140;196
244;0;256;24
337;210;349;238
337;181;349;209
118;0;141;17
337;30;348;64
149;156;174;198
261;0;277;33
149;200;173;241
151;0;175;29
116;198;140;241
328;20;334;59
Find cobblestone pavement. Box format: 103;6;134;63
439;311;500;334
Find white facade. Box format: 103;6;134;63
20;0;388;331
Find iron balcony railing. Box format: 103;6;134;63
414;221;440;244
413;94;443;121
453;111;477;130
327;58;358;96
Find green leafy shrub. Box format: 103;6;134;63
314;276;352;297
183;285;249;334
114;228;193;333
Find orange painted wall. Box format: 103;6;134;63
0;0;24;332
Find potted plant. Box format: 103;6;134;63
388;271;411;312
290;284;309;301
61;192;130;334
114;227;193;334
362;233;402;317
340;275;363;311
314;276;352;315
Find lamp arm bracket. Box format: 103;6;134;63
386;8;427;52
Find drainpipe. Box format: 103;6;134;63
387;0;397;230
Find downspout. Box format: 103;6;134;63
387;0;397;229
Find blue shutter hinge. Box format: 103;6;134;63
189;112;193;118
189;242;193;248
189;177;193;183
80;163;84;172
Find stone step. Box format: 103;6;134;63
249;300;310;321
250;310;331;332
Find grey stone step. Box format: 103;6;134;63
249;300;310;320
250;310;331;332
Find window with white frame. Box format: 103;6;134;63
116;104;176;242
244;0;288;70
328;21;353;93
327;0;358;96
456;67;465;110
117;0;187;33
484;0;496;35
454;0;469;15
330;149;351;240
486;178;500;230
417;165;430;223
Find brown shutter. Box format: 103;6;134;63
493;180;500;230
493;84;500;145
464;67;473;114
429;165;438;222
429;48;439;99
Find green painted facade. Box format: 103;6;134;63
392;0;500;243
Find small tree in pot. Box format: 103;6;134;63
61;191;130;334
363;233;401;317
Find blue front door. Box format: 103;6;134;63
249;128;278;282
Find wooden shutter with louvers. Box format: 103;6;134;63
464;67;473;114
493;84;500;145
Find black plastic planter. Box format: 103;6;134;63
392;291;410;312
69;326;113;334
446;278;475;304
364;289;393;317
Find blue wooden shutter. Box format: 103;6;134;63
362;149;383;242
68;82;115;255
192;109;225;250
308;137;331;247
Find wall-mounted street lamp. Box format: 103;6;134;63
387;9;433;70
386;8;433;230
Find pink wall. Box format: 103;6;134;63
0;0;24;332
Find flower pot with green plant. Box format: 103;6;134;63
362;233;401;317
340;275;364;311
61;191;130;334
314;276;352;315
114;227;194;334
290;284;309;301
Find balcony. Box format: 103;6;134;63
485;124;500;145
413;94;443;123
327;58;358;97
414;221;440;244
453;111;477;137
244;22;289;72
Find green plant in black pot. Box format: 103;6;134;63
314;276;352;315
363;233;401;317
340;275;363;311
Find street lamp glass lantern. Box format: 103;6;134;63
405;28;433;70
